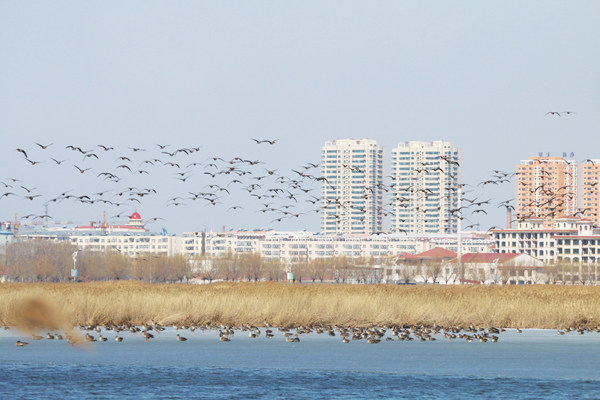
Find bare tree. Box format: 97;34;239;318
334;255;350;283
168;254;191;283
104;251;130;280
398;263;416;284
196;255;218;283
497;265;511;285
240;253;263;282
264;258;284;281
426;261;444;284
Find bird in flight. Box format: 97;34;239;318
36;142;53;149
251;139;278;145
16;148;28;158
50;158;67;164
545;112;561;116
74;165;91;174
25;159;45;165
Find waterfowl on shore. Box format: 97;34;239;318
16;341;28;347
31;334;43;340
516;328;522;333
286;334;300;343
265;333;274;339
98;335;108;342
220;336;231;341
66;335;79;347
143;330;154;342
342;337;349;344
47;333;55;339
115;335;124;342
177;334;187;341
55;334;63;340
84;333;96;342
558;330;565;335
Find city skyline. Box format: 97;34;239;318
5;141;600;236
1;2;599;234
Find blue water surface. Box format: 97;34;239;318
1;328;599;399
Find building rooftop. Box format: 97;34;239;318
417;247;457;258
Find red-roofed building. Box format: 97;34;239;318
448;252;544;285
74;212;147;233
417;247;457;259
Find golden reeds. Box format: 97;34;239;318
1;281;600;329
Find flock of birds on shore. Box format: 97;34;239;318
1;111;591;233
7;320;600;348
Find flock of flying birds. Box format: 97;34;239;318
1;111;589;233
3;140;326;227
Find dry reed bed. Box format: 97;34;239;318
1;281;599;329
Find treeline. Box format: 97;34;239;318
2;241;191;283
198;252;388;284
1;241;392;284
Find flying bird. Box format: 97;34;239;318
25;158;45;165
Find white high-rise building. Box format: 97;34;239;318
390;141;461;234
321;139;386;235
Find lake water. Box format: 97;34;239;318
1;327;600;399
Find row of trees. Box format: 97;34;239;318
5;240;600;285
2;241;192;283
1;241;393;283
194;252;389;284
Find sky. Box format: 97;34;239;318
1;1;599;234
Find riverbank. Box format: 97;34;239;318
1;281;599;329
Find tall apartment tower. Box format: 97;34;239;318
581;160;599;226
321;139;386;235
390;141;461;234
516;156;578;229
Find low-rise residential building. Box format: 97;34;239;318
183;230;494;262
384;251;544;285
492;217;600;264
71;234;182;257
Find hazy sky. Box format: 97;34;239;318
1;1;599;234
